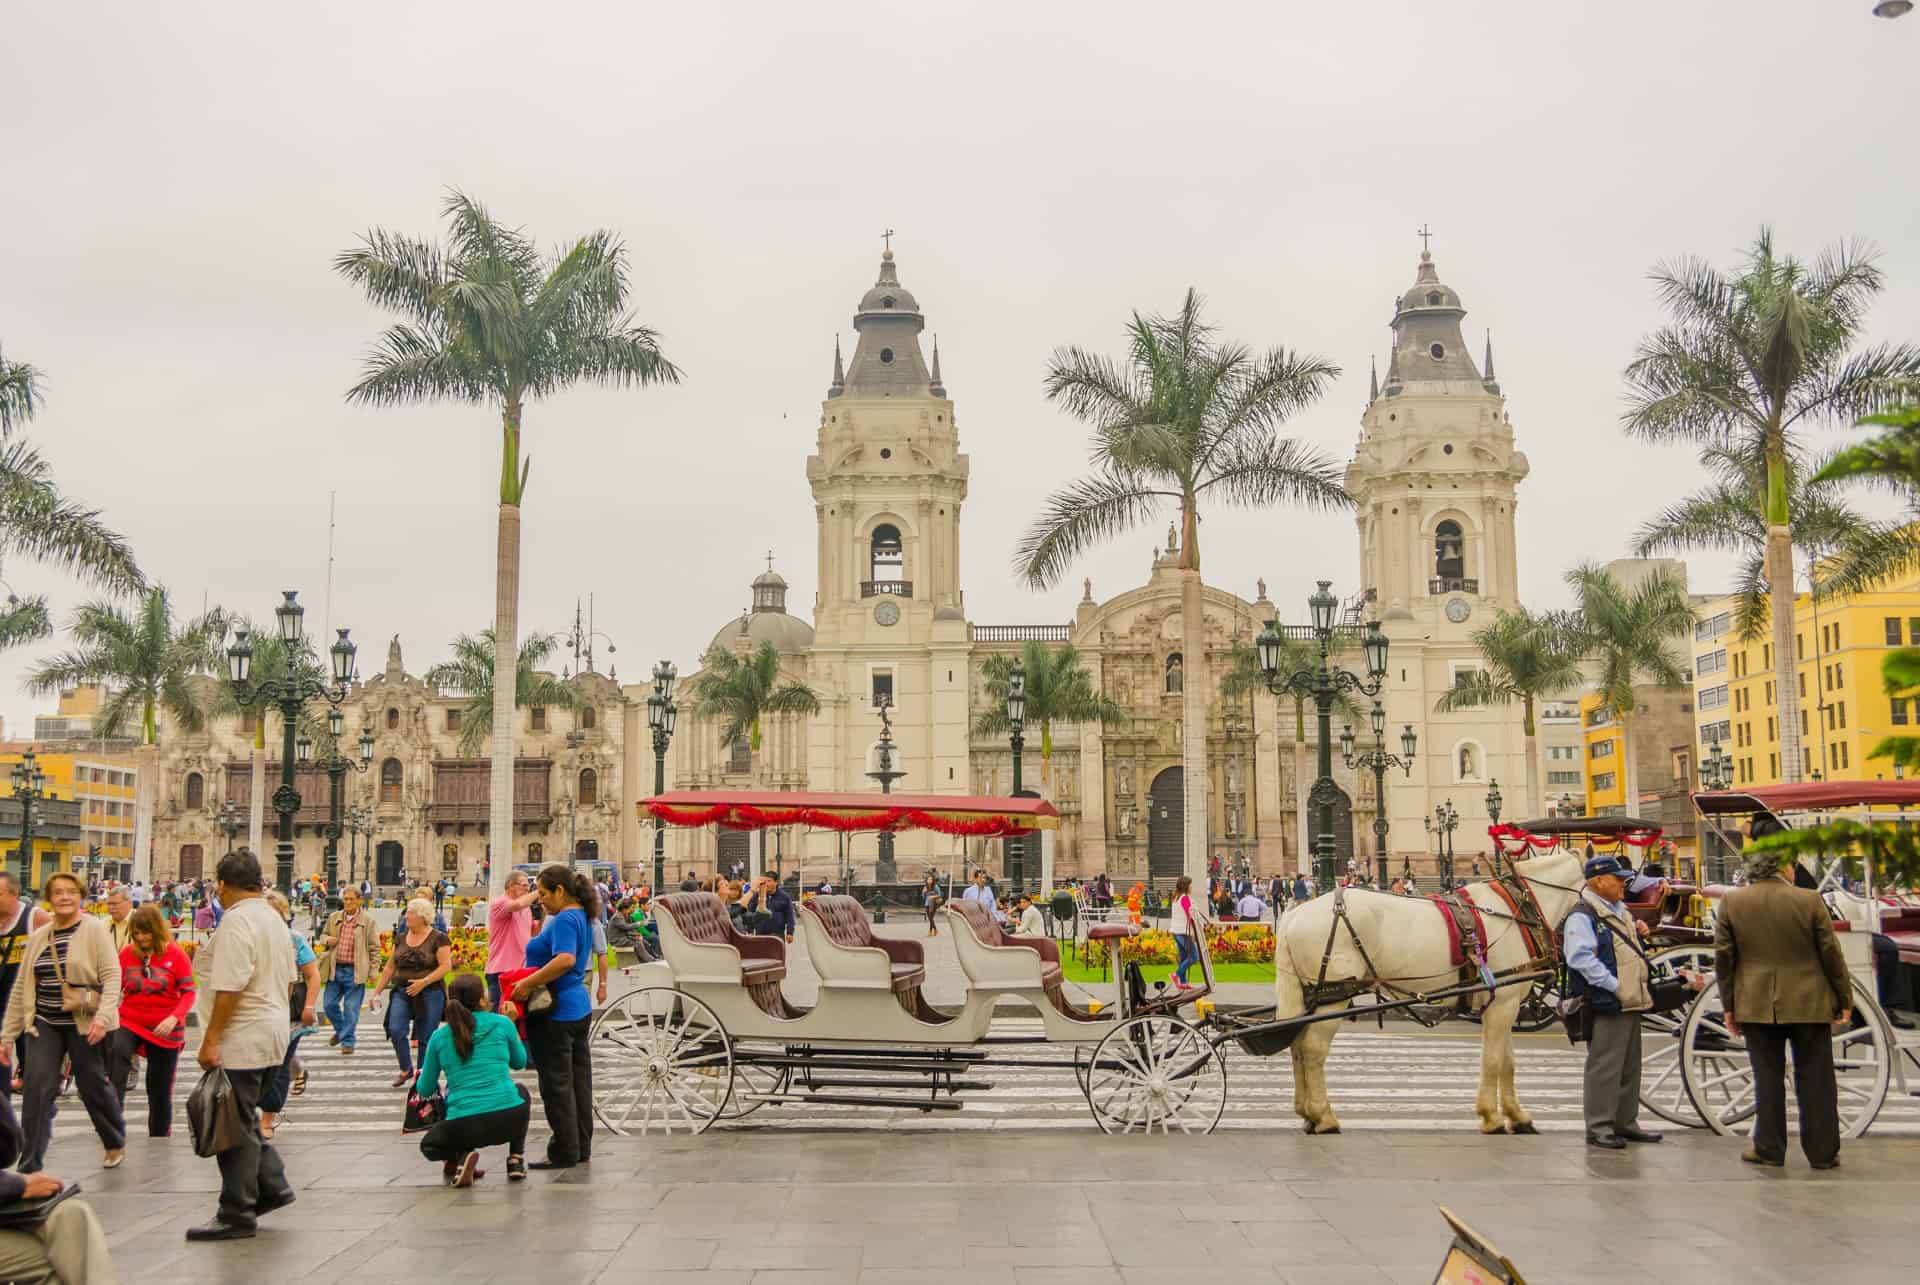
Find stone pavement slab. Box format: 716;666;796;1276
43;1117;1920;1283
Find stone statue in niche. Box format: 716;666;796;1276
1115;762;1132;799
1225;757;1241;794
1459;744;1476;778
1227;800;1242;837
1165;655;1184;694
1166;522;1178;554
1116;806;1136;837
1113;672;1131;708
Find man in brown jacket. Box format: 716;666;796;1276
1713;845;1852;1169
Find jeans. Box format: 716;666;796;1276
323;965;365;1049
260;1032;306;1114
485;972;504;1012
107;1028;183;1136
385;986;445;1076
20;1023;124;1170
1173;933;1201;982
419;1084;532;1163
214;1065;294;1230
526;1015;592;1165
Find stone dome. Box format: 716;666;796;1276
706;609;815;658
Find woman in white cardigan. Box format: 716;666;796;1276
1;872;124;1171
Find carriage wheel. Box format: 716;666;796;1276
717;1052;791;1120
1084;1014;1227;1135
1072;1044;1092;1095
1679;974;1890;1141
1509;976;1562;1033
589;988;733;1136
1639;945;1715;1128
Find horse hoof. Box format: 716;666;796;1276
1509;1121;1539;1136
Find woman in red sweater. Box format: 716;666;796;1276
112;905;196;1137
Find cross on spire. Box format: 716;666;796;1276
1417;223;1433;256
766;549;775;573
882;227;895;258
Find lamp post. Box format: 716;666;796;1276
226;591;357;893
1341;702;1416;888
868;696;907;884
1431;799;1459;889
218;799;243;857
1004;660;1028;896
646;660;678;894
317;706;374;908
8;750;47;890
1699;740;1734;881
1259;582;1389;889
343;804;371;885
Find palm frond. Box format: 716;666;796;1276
0;440;145;593
1013;472;1169;591
0;594;51;652
0;348;45;435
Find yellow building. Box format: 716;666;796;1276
0;748;138;881
1692;574;1920;788
1579;692;1627;813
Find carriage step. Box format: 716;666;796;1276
750;1054;995;1074
792;1077;993;1094
761;1092;965;1112
775;1045;990;1062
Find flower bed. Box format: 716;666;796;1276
1083;922;1275;968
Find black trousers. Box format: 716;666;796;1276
20;1022;124;1170
215;1065;295;1230
1744;1021;1840;1166
418;1084;532;1162
526;1015;592;1165
107;1029;183;1137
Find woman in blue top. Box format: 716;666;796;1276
512;864;596;1170
416;972;531;1186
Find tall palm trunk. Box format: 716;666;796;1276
1521;696;1542;821
1620;710;1640;818
132;698;157;885
1293;699;1309;875
750;719;765;882
1178;502;1207;887
1767;508;1803;782
489;500;519;897
249;716;266;856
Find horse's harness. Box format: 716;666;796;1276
1301;859;1564;1016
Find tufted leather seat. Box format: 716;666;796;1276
949;898;1063;988
803;895;927;995
1087;923;1138;942
655;892;788;984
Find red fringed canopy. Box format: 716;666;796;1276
1487;820;1663;856
639;790;1059;838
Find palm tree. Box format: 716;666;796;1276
1020;290;1346;883
337;191;682;895
1634;443;1905;643
1432;607;1586;820
26;588;225;883
0;346;42;434
1563;563;1696;811
423;630;581;757
1622;229;1920;782
690;640;821;878
972;641;1125;786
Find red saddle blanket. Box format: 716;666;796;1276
1430;893;1489;968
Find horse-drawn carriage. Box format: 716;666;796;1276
1663;781;1920;1140
596;789;1552;1135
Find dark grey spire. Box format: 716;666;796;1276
1369;354;1378;402
930;336;945;396
828;335;845;398
1482;331;1500;394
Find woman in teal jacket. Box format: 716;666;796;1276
414;972;532;1186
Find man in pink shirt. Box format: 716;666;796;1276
486;871;539;1010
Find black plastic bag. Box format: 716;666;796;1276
186;1068;249;1157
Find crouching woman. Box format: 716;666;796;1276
415;972;531;1186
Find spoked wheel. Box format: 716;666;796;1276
1640;945;1715;1128
1510;976;1561;1033
1072;1044;1091;1095
717;1051;791;1120
589;988;733;1136
1680;975;1890;1141
1084;1015;1227;1135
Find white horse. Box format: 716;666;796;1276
1272;846;1585;1135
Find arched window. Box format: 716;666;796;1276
380;757;403;804
1427;291;1443;306
1435;520;1465;581
578;768;598;807
580;706;596;731
1164;653;1185;694
386;708;399;730
870;523;904;584
184;772;204;810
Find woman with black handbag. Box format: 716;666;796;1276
512;866;596;1171
414;973;531;1186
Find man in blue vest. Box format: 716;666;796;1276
1563;853;1668;1150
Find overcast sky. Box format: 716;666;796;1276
2;2;1915;734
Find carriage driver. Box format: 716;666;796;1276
1563;854;1672;1150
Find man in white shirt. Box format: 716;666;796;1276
189;849;296;1243
1236;890;1265;921
1013;894;1045;939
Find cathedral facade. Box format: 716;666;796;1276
655;241;1532;886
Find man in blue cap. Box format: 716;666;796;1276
1563;853;1668;1149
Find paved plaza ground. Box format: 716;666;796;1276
60;1123;1920;1284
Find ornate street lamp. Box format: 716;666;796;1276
1259;582;1388;889
1004;659;1028;895
345;804;376;885
315;706;374;907
1701;739;1733;792
1485;779;1503;826
8;750;47;890
1343;702;1416;887
646;659;678;893
218;799;243;856
1430;799;1460;889
227;591;356;893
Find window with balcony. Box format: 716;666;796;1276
872;669;894;707
580;706;596;731
381;757;403;804
185;773;204;810
577;768;598;807
1590;740;1615;759
1593;772;1617;792
867;523;906;596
